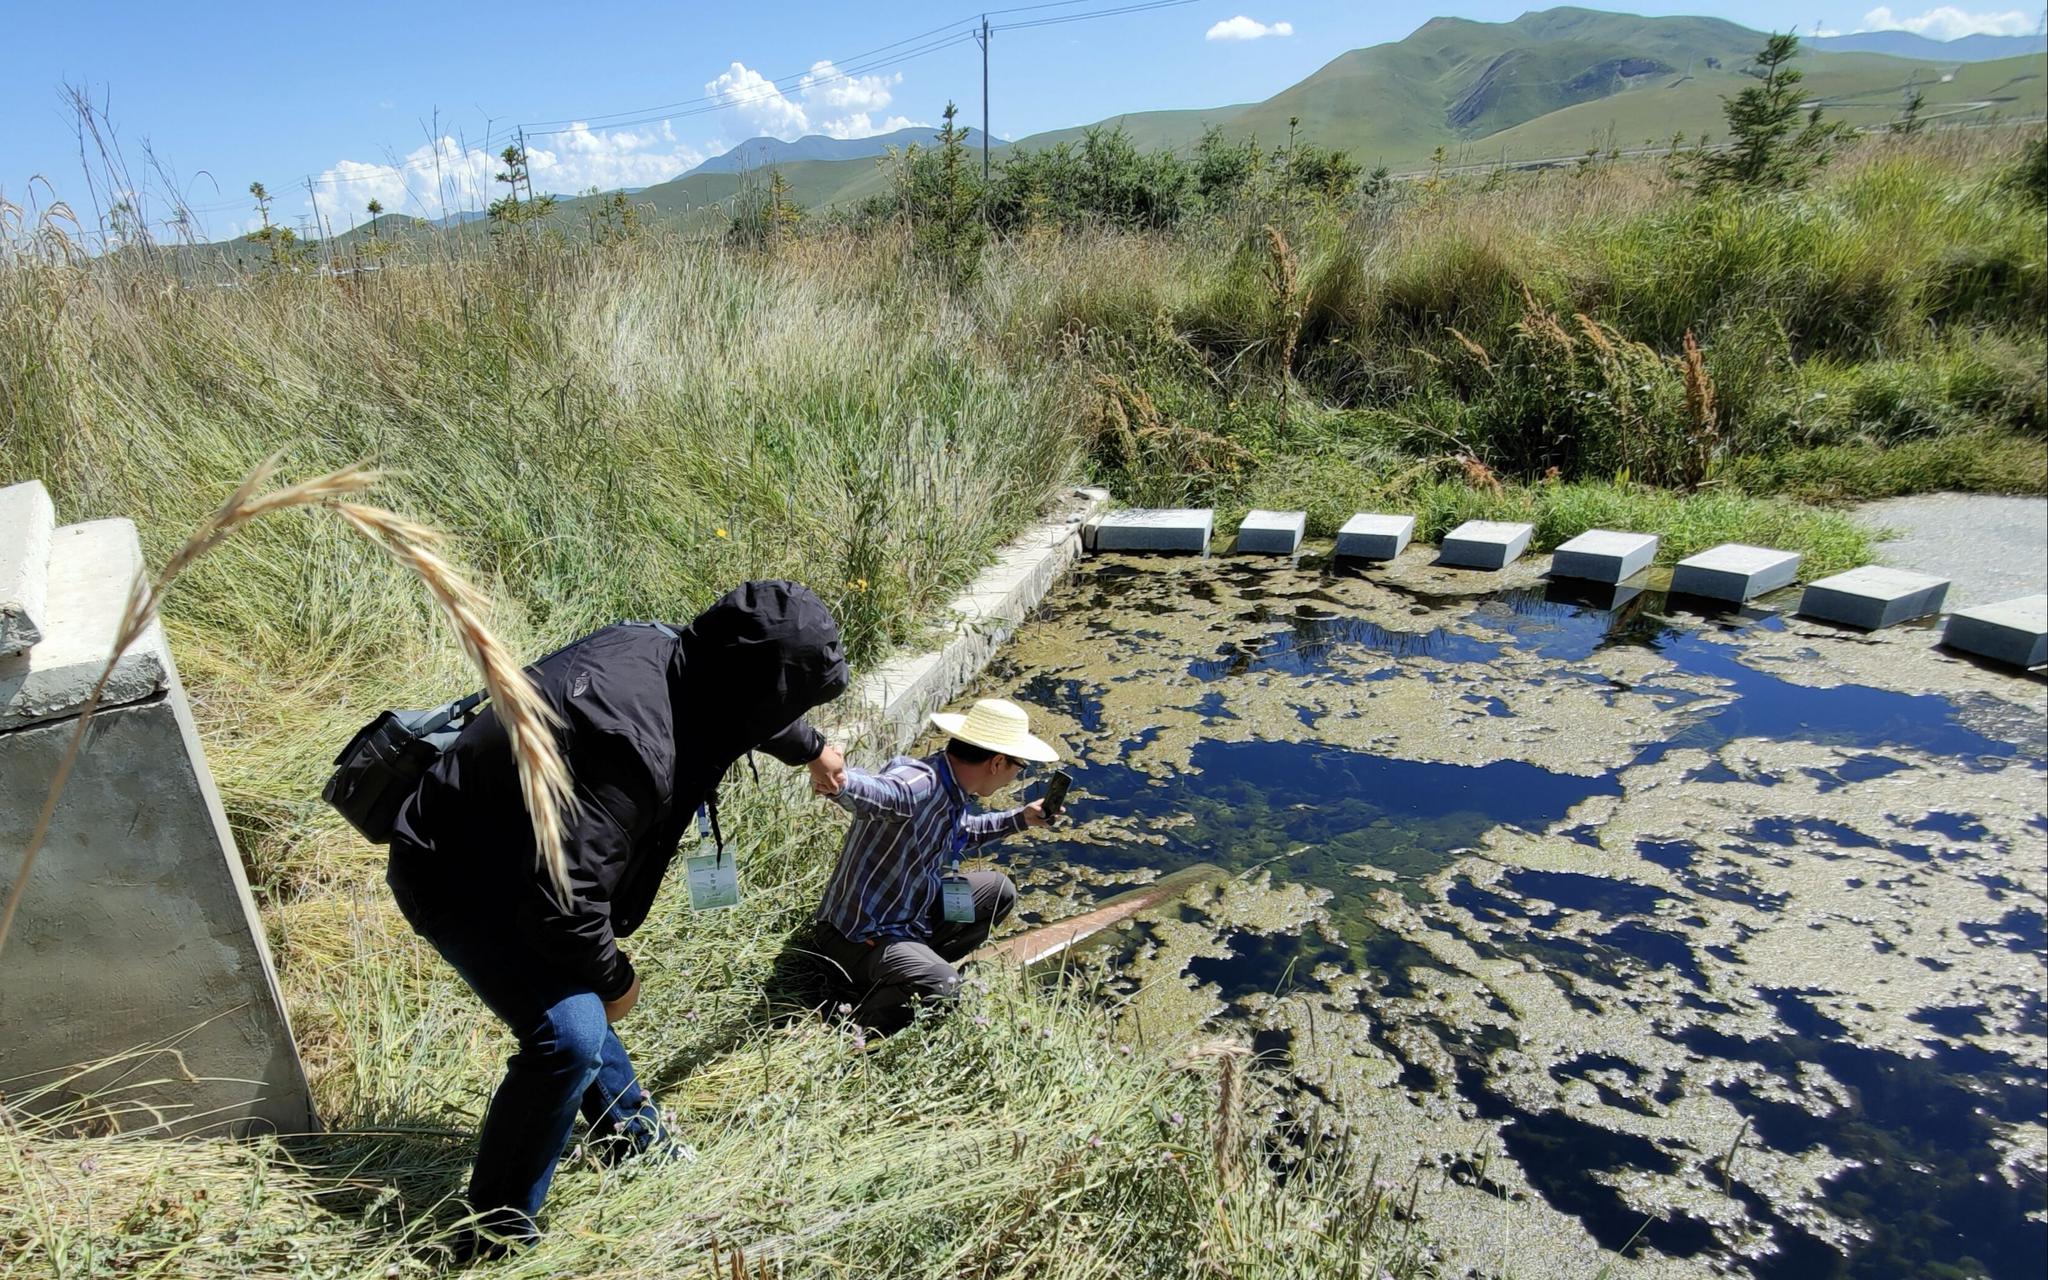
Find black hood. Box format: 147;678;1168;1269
673;580;849;752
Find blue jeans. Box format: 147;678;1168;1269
387;849;662;1242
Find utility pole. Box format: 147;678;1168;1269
975;14;991;182
303;177;331;272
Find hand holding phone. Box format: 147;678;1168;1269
1042;769;1072;820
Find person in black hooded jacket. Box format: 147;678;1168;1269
384;580;849;1252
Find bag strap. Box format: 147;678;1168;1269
621;619;680;640
420;689;488;735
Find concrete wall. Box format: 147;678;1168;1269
0;512;312;1136
833;487;1108;755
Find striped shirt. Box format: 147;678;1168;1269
816;751;1030;943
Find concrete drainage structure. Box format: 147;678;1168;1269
1;477;2034;1146
1943;594;2048;669
1234;509;1307;556
837;488;1111;753
1439;520;1535;570
1799;566;1950;630
1551;529;1660;585
1671;543;1803;603
0;481;314;1137
1334;513;1414;562
1087;505;2044;672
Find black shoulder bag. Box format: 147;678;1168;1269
321;693;488;843
321;620;679;844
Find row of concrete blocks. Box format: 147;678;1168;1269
1088;506;2048;670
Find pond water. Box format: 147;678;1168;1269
968;552;2048;1279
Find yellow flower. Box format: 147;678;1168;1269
715;528;729;539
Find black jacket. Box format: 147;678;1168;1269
393;581;849;999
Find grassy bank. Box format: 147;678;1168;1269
975;127;2045;534
3;126;2044;1278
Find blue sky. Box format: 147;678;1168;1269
6;1;2043;242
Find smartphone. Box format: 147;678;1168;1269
1042;769;1072;818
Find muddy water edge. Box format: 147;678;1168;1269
952;550;2047;1280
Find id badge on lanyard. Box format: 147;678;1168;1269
685;802;740;911
939;764;975;924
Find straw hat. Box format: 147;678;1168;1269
931;698;1061;763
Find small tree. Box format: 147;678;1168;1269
766;167;803;250
1193;126;1261;211
1695;33;1846;192
1891;87;1926;136
581;188;641;246
488;144;556;229
365;197;383;235
245;180;301;267
915;102;987;287
1284;142;1361;203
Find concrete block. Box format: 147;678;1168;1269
2;520;169;732
1092;507;1214;555
1;480;55;657
1798;565;1950;630
1551;529;1659;585
1438;520;1534;570
0;521;312;1136
1334;513;1414;561
1235;509;1306;556
1942;593;2048;669
1670;544;1802;603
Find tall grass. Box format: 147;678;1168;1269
1;237;1080;895
979;127;2045;510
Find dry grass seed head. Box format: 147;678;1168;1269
335;503;576;904
1447;327;1493;370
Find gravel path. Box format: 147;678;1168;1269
1852;493;2048;608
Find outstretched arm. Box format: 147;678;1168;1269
963;799;1049;846
832;761;935;820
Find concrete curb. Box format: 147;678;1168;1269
826;487;1110;757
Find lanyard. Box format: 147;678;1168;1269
696;794;725;866
935;756;969;874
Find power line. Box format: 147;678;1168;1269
522;30;977;138
520;0;1200;138
993;0;1199;33
521;14;985;130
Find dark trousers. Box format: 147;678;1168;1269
818;870;1016;1033
386;848;663;1244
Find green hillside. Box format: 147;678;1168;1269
1008;103;1254;152
177;6;2048;255
1475;51;2046;165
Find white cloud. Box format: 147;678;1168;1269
525;124;707;192
300;124;707;229
306;141;494;225
1206;15;1293;41
1859;6;2043;38
707;58;916;141
800;59;900;115
707;61;811;139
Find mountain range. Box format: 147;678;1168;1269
1807;29;2045;60
677;126;1002;180
194;7;2047;258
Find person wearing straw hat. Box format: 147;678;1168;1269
812;697;1061;1033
